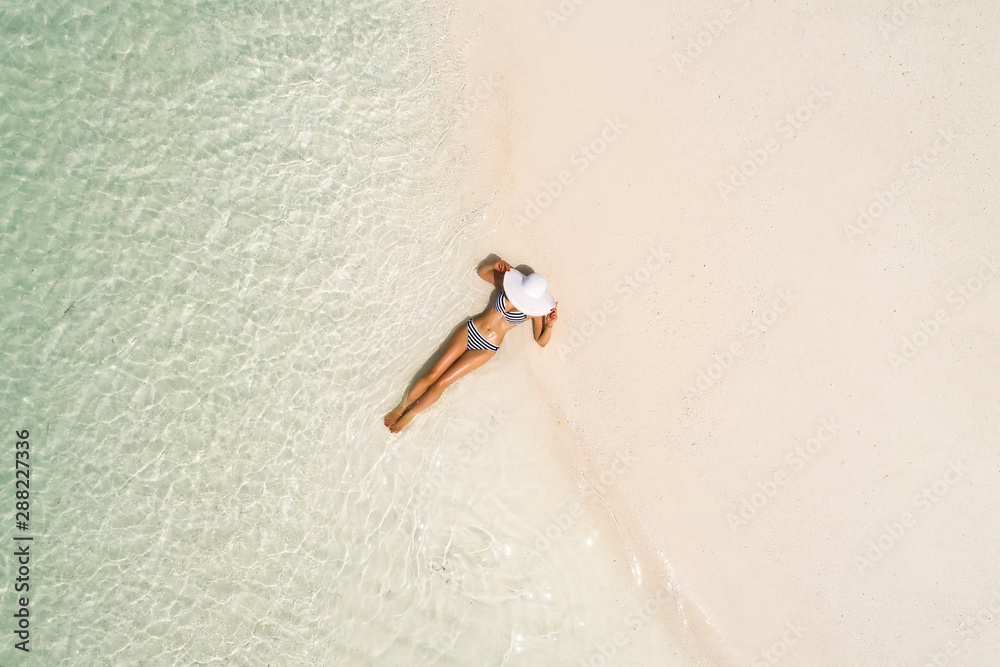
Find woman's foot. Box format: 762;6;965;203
384;402;409;428
389;409;416;433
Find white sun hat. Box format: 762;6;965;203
502;269;556;317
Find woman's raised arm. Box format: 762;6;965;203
532;304;558;347
477;259;511;288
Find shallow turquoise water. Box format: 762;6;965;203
0;1;696;664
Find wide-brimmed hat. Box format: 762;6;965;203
503;269;556;317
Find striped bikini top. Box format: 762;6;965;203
495;291;526;324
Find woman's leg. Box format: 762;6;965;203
389;348;494;432
384;323;470;427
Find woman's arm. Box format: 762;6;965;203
477;259;511;288
532;305;558;347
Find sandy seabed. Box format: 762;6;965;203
440;0;1000;665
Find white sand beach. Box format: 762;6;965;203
446;0;1000;664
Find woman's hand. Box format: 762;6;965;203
535;303;558;347
543;303;558;327
478;258;510;284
